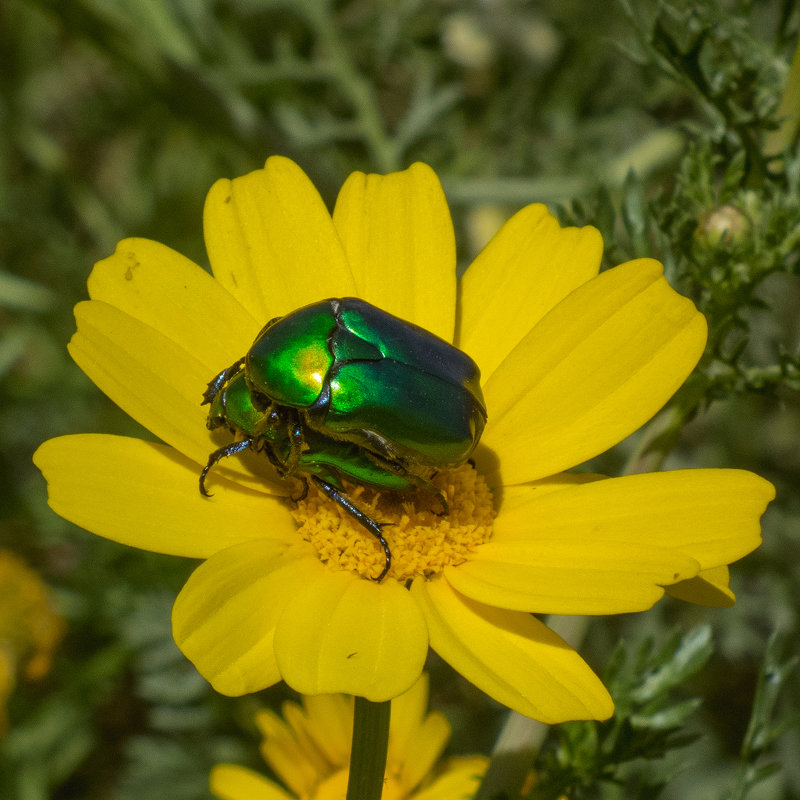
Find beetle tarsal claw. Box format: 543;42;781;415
432;490;450;516
288;477;309;504
199;438;254;497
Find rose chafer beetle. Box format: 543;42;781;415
200;297;487;581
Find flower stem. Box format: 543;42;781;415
346;696;391;800
764;36;800;157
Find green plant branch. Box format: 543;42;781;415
346;697;391;800
765;36;800;156
301;0;400;172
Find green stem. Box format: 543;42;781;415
346;696;391;800
302;0;399;172
764;35;800;157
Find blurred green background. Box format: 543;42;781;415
1;1;798;798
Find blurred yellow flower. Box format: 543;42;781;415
0;550;64;734
210;675;486;800
34;157;774;722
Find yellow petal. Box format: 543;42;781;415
666;565;736;607
204;156;356;321
210;764;293;800
273;571;428;701
412;756;488;800
33;435;295;558
494;469;774;570
69;301;277;492
446;538;699;614
498;472;607;508
87;237;260;367
398;710;450;794
388;677;450;793
280;701;335;782
388;674;429;774
172;540;321;696
411;579;613;723
332;163;456;340
478;258;707;484
458;205;602;382
297;694;353;767
256;706;323;797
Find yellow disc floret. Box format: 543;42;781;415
292;464;495;581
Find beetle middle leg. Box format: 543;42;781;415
310;476;391;582
360;449;450;516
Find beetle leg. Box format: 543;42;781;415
202;358;245;406
200;438;254;496
310;476;391;582
356;429;406;464
261;442;290;477
289;476;309;503
283;416;305;475
252;408;305;478
430;488;449;516
358;449;450;516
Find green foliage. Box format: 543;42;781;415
724;632;798;800
559;1;800;474
1;0;798;798
525;627;712;800
519;628;796;800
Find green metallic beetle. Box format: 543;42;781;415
200;297;487;580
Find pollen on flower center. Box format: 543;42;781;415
290;463;495;581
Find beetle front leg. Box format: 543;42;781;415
200;438;254;496
252;408;304;478
310;476;391;582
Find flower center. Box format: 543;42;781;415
291;464;495;581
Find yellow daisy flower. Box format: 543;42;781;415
0;550;65;734
33;157;774;723
210;675;487;800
